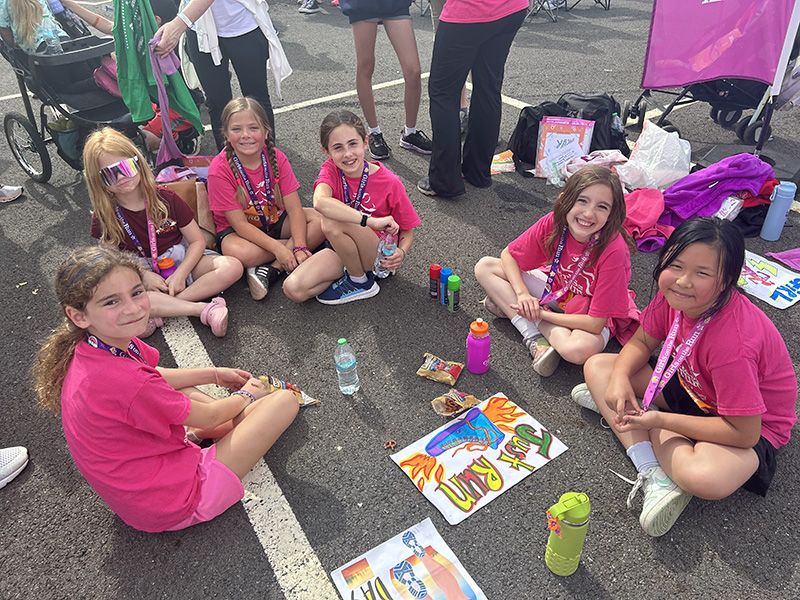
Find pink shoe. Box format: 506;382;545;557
200;297;228;337
331;0;339;5
141;317;163;338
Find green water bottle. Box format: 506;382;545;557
545;492;590;576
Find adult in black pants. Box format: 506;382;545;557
418;4;526;198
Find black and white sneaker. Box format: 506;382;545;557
246;264;281;300
368;132;391;160
299;0;320;14
399;129;432;155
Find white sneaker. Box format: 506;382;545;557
628;466;692;537
0;446;29;489
529;337;560;377
571;383;599;412
0;185;23;203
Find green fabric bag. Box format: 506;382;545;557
113;0;202;132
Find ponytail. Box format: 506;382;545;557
32;322;83;414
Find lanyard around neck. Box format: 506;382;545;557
232;150;273;229
114;203;160;273
540;226;600;305
642;307;716;410
339;161;370;212
85;333;146;363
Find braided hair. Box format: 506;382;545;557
220;97;283;211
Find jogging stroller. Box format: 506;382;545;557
622;0;799;148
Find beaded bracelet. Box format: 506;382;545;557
293;246;311;257
232;390;257;403
398;247;406;263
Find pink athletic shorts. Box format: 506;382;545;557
166;445;244;531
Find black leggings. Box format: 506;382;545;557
185;27;274;150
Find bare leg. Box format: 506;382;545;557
174;255;243;302
320;216;379;278
147;290;207;318
283;248;344;302
474;256;523;318
214;389;299;479
351;22;380;129
384;19;422;129
538;321;606;365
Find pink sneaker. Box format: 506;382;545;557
141;317;163;338
200;297;228;337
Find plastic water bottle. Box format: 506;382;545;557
466;318;490;374
373;233;397;279
334;338;359;395
41;15;63;55
545;492;591;576
611;112;624;134
760;181;797;241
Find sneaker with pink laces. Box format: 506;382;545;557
200;297;228;337
529;336;560;377
142;317;163;338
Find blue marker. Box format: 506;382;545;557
439;268;453;306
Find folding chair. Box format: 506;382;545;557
528;0;559;23
566;0;611;12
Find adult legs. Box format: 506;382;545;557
351;22;380;129
383;19;422;129
427;21;477;196
186;30;232;150
462;9;526;188
223;28;276;135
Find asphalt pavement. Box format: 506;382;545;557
2;1;800;598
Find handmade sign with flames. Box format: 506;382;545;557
391;394;568;525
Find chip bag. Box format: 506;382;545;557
416;353;464;385
258;374;319;406
431;389;480;417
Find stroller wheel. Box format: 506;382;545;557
709;107;719;123
660;120;680;137
4;112;52;183
621;100;632;126
742;120;771;146
718;109;742;129
735;116;750;142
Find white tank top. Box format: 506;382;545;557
209;0;258;38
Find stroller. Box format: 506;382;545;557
622;0;799;148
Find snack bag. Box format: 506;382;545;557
258;374;319;406
431;389;480;417
416;353;464;385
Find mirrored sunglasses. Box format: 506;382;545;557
100;156;140;186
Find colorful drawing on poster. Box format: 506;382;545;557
391;394;568;525
331;518;487;600
738;250;800;309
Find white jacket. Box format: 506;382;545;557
180;0;292;99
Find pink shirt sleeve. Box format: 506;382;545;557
313;159;341;198
585;239;635;319
507;213;555;272
384;168;421;230
275;148;299;197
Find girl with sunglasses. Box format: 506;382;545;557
84;128;243;337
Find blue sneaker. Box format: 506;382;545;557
316;272;380;305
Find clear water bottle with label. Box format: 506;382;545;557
373;233;397;279
334;338;360;395
41;15;64;55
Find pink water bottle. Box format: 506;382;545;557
467;318;490;374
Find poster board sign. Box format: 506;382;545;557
738;250;800;309
535;117;594;178
331;518;486;600
391;394;568;525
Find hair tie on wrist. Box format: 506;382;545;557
293;246;310;257
214;367;220;386
398;247;406;263
92;14;101;28
232;389;257;403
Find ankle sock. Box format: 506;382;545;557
403;126;417;136
626;441;659;473
511;315;541;344
368;126;381;135
350;273;368;284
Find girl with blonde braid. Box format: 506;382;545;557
207;97;324;300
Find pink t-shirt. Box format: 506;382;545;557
314;159;421;231
61;340;202;532
508;212;639;342
207;146;300;233
440;0;528;23
641;291;797;449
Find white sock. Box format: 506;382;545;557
403;125;416;136
350;273;368;284
511;315;541;344
626;441;660;474
368;126;381;135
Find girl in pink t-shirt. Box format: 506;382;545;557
577;217;797;538
33;247;299;532
475;166;637;376
207;97;324;301
283;110;420;305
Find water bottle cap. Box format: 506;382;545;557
774;181;797;199
448;275;460;290
548;492;590;522
470;319;489;336
157;258;174;269
337;338;347;346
